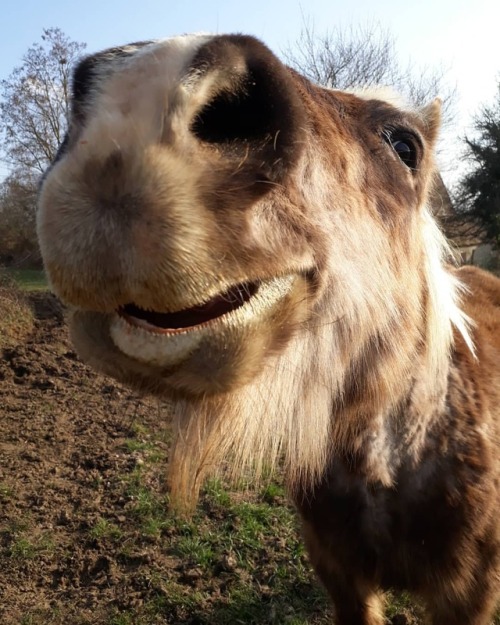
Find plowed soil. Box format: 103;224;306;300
0;293;178;623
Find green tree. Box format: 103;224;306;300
457;83;500;246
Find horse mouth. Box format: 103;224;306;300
117;281;259;334
109;275;296;367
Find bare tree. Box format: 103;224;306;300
283;22;392;89
0;28;86;266
0;27;86;176
283;22;456;126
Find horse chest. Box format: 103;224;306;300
296;456;466;589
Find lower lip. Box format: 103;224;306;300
108;274;296;367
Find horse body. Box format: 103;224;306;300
37;34;500;624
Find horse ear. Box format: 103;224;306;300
420;98;442;146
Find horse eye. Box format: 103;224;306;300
384;131;419;170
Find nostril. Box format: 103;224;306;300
188;35;306;182
191;72;277;145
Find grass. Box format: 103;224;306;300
89;518;124;542
113;439;333;624
0;482;14;501
1;344;497;625
2;267;48;291
71;425;329;624
7;531;56;560
0;269;35;348
2;413;498;625
108;427;500;625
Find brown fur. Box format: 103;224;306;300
37;35;499;623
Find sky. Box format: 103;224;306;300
1;0;499;185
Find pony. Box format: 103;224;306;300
37;34;500;624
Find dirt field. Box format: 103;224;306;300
0;292;341;625
0;291;468;625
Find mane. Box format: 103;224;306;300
420;204;475;361
348;85;411;108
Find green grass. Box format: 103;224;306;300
89;518;124;542
110;428;500;625
5;409;497;624
103;428;332;624
7;531;56;560
3;268;48;291
0;482;14;501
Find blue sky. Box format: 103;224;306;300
1;0;499;183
